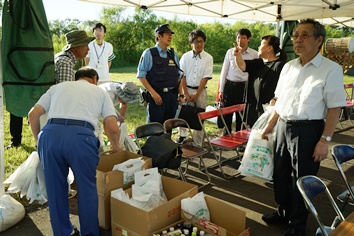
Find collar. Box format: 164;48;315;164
193;50;202;59
155;44;168;53
297;52;322;68
95;40;105;46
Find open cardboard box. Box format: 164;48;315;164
181;194;250;236
96;150;152;229
111;176;198;236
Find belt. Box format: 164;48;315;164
226;80;246;86
279;117;324;125
47;118;94;131
155;87;176;93
187;85;207;89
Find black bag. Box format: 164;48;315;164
215;101;225;128
178;103;205;130
140;134;182;169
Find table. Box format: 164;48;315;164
330;211;354;235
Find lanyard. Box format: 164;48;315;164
93;42;105;63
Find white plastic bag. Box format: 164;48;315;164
0;194;25;232
119;122;138;153
113;157;145;184
239;130;274;181
181;191;210;220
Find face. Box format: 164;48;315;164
158;32;172;47
192;36;205;54
292;23;323;58
258;39;270;58
236;34;251;48
72;44;90;59
93;26;106;40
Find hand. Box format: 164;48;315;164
313;140;329;162
151;91;162;105
232;43;242;56
190;94;199;102
112;143;125;152
219;92;224;101
178;96;186;103
118;116;125;124
184;93;191;102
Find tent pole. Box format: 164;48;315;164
280;21;285;48
0;39;4;196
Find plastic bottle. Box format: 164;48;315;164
168;229;182;236
169;227;175;232
199;230;205;236
183;229;190;236
191;232;197;236
162;230;168;236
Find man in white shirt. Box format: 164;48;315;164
178;29;213;146
85;23;116;84
219;28;258;132
261;19;346;236
28;67;123;236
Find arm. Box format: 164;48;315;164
313;107;342;162
233;44;246;72
138;77;162;106
28;105;46;145
218;49;231;100
103;115;124;152
108;61;112;69
118;97;127;123
261;109;279;140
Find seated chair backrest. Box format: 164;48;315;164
135;122;165;139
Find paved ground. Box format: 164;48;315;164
2;120;354;236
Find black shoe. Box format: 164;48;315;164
262;212;288;225
5;142;20;149
176;137;186;144
70;226;80;236
283;226;305;236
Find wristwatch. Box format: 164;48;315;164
321;135;332;142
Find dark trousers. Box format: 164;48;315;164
273;119;324;232
10;113;23;145
147;91;178;125
223;80;246;132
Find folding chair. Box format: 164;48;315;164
338;83;354;129
163;118;211;189
220;104;251;141
297;175;345;236
134;122;185;181
330;144;354;212
198;105;246;179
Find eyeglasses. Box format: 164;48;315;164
291;33;317;41
194;40;205;45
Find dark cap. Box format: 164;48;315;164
155;24;174;35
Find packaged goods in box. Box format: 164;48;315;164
111;176;198;236
96;150;152;229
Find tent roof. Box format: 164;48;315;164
80;0;354;27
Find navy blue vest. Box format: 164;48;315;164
146;47;180;90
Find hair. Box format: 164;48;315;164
236;28;252;38
262;35;287;62
188;29;206;44
296;19;326;50
92;22;106;33
75;66;99;81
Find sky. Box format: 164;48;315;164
42;0;236;24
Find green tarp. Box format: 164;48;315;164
2;0;55;117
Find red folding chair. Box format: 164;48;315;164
338;83;354;129
198;105;247;179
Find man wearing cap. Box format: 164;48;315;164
55;30;95;84
28;66;123;236
137;24;183;124
85;22;116;85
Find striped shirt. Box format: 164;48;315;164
54;50;77;84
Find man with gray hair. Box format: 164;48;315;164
261;19;346;236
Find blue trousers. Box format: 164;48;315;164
38;124;100;236
146;91;178;124
273;119;324;232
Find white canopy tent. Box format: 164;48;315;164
80;0;354;28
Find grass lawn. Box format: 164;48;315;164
3;63;354;180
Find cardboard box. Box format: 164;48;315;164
111;176;198;236
96;150;152;229
181;194;250;236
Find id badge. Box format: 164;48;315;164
96;63;103;69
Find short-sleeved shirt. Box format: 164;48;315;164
219;47;258;92
137;44;182;79
99;82;121;106
87;41;116;82
54;50;77;84
180;50;213;87
274;53;346;120
37;80;117;130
